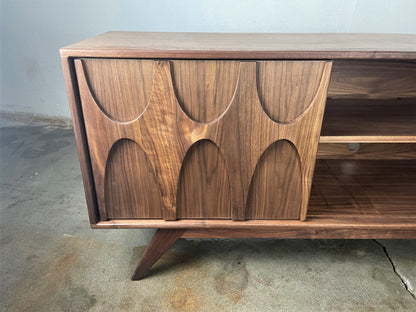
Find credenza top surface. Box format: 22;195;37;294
60;32;416;59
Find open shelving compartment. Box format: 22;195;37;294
310;59;416;229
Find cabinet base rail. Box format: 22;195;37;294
131;227;416;280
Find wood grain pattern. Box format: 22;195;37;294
61;56;99;223
246;140;302;219
309;160;416;217
177;140;231;219
75;58;332;221
181;228;416;239
319;136;416;144
317;143;416;159
131;229;184;280
212;61;332;220
76;59;184;220
60;32;416;60
93;218;416;230
105;139;162;218
328;60;416;99
171;60;237;219
257;61;325;122
171;60;239;123
82;58;153;122
320;98;416;143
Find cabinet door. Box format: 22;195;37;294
75;59;332;221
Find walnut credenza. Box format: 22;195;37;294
61;32;416;280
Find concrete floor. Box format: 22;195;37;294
0;119;415;312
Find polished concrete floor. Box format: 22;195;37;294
0;119;415;312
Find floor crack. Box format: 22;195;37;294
373;239;416;300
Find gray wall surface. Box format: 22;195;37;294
1;0;416;119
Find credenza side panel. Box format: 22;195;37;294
74;58;332;221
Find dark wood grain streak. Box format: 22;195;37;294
60;56;99;223
60;32;416;60
131;229;185;280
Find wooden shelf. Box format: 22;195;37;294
317;143;416;159
308;159;416;219
320;99;416;143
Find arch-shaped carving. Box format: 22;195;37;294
246;140;302;219
177;139;231;219
82;58;154;122
105;139;162;218
171;60;239;123
256;61;326;123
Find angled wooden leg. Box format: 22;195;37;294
131;229;185;280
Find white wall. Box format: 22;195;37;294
1;0;416;118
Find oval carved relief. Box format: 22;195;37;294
246;140;302;219
171;60;239;123
82;58;154;122
105;139;162;219
257;61;326;123
177;140;231;219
